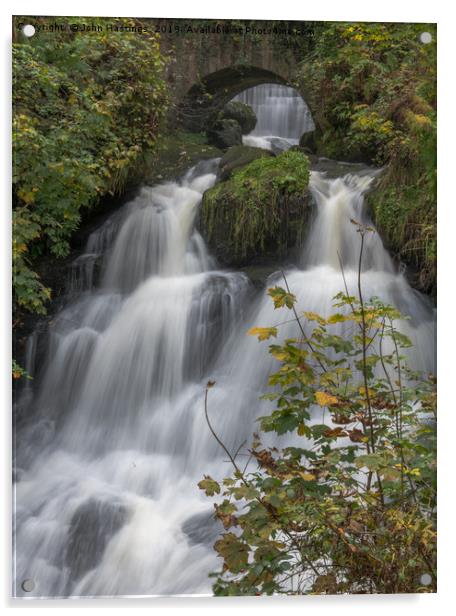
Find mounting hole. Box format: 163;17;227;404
420;573;432;586
419;32;432;44
22;24;36;38
21;578;35;592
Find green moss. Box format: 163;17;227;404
138;131;222;186
296;23;436;294
367;115;436;295
367;174;436;296
219;145;273;180
201;150;310;264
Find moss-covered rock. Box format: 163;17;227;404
201;150;311;266
206;119;242;150
299;131;316;153
141;131;223;185
367;167;436;296
221;101;257;135
218;145;274;180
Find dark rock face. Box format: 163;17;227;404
218;145;274;180
201;150;312;268
182;510;224;547
64;499;130;581
220;101;257;135
202;190;313;268
299;130;316;153
206;119;242;150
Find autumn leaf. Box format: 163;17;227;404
299;471;316;481
333;414;352;425
297;423;311;437
214;533;249;573
315;391;339;407
267;287;296;310
303;311;326;325
269;347;288;361
247;326;278;341
327;313;348;324
198;475;220;496
348;429;368;443
323;427;347;439
214;501;238;530
358;386;375;398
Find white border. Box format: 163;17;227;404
2;1;455;614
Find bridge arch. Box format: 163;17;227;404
177;64;313;134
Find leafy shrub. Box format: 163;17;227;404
200;226;436;595
12;17;169;316
297;22;436;293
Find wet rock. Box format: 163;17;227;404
201;150;312;267
266;136;295;154
220;101;257;135
310;156;376;178
299;130;317;153
218;145;274;180
182;510;223;547
206;119;242;150
65;499;129;581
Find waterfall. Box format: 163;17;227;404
13;92;435;598
233;83;315;152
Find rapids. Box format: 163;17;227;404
13;85;435;598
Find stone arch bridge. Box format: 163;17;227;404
153;19;315;132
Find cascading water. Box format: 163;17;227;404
233;83;315;152
13;88;435;598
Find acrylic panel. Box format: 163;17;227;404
12;16;437;598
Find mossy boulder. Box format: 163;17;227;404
206;119;242;150
221;101;257;135
299;131;317;153
218;145;274;180
366;169;436;296
201;150;312;266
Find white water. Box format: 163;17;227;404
13;91;435;599
233;83;315;152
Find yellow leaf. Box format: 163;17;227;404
303;311;326;325
299;472;316;481
315;391;339;407
247;327;278;341
17;189;35;205
270;348;287;361
328;313;347;324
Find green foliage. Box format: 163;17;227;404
297;22;436;293
200;229;436;595
12;17;169;317
12;359;31;380
218;145;273;180
198;475;221;496
299;22;436;164
366;117;436;294
201;150;310;262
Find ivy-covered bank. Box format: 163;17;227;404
296;22;436;294
13;17;169;319
201;150;311;266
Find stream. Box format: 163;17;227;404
13;84;436;598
